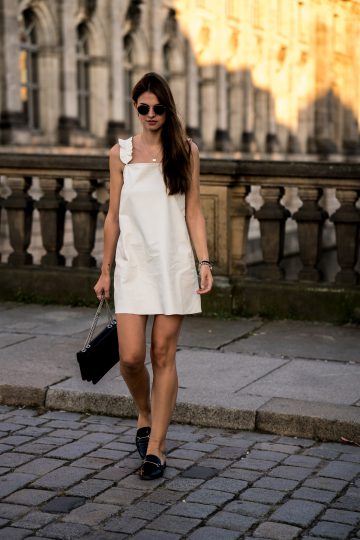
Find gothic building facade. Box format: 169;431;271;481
0;0;359;156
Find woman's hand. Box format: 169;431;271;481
94;273;111;300
196;265;213;295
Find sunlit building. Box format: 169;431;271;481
0;0;359;156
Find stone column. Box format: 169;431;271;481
58;0;80;144
314;15;337;154
200;65;217;150
254;186;290;280
186;46;201;146
68;179;100;268
39;49;61;144
287;40;301;153
0;0;25;143
228;71;243;151
293;187;328;281
330;189;360;284
3;177;34;265
230;185;252;279
35;178;66;266
149;0;164;73
241;69;256;152
106;0;129;145
215;65;231;151
90;58;109;139
266;39;281;154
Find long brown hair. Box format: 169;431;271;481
132;72;191;195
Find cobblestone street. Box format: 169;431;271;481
0;405;359;540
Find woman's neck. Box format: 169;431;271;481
140;131;162;146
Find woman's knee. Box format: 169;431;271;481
120;351;145;374
150;341;176;369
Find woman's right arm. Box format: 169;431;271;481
94;144;124;299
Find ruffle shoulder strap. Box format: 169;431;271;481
118;137;133;164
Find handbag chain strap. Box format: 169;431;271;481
82;296;115;351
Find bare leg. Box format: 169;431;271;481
147;314;184;462
117;314;151;429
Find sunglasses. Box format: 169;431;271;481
137;104;166;116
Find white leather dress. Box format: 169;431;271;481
114;137;201;315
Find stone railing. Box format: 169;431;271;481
0;152;359;319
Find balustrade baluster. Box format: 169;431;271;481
230;185;252;279
68;178;100;268
330;188;360;284
293;187;328;281
254;186;290;280
3;176;34;265
35;178;66;266
0;195;3;262
102;178;110;216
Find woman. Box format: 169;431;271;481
94;72;212;480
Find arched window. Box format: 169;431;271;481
20;9;40;130
76;23;90;130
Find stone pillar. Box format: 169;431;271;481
3;177;34;265
90;58;109;139
186;47;201;146
68;179;100;268
266;41;281;154
0;0;25;143
35;178;66;266
266;95;280;153
230;185;252;280
314;17;337;154
149;0;164;74
39;49;61;144
330;189;360;284
255;186;290;280
241;69;256;152
106;0;128;145
215;65;231;151
200;65;217;151
0;196;3;262
293;187;328;281
58;0;80;144
228;71;243;151
287;39;301;154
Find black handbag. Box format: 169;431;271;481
77;297;119;384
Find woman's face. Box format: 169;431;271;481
135;91;166;133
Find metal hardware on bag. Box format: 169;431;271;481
81;296;116;352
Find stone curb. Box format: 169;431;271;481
1;382;359;444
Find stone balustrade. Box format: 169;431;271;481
0;153;359;319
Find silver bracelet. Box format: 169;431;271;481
198;260;213;271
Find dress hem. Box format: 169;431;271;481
114;310;202;316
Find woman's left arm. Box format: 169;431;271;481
185;142;213;295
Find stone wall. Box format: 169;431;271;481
0;0;359;156
0;153;359;322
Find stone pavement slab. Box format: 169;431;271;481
0;304;95;337
0;303;359;443
1;407;360;539
178;316;262;349
224;319;360;363
242;358;360;404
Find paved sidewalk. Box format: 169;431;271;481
0;302;359;443
0;406;360;539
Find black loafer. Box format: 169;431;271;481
140;454;166;480
135;426;151;459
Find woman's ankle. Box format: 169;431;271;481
137;411;151;429
146;439;166;460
